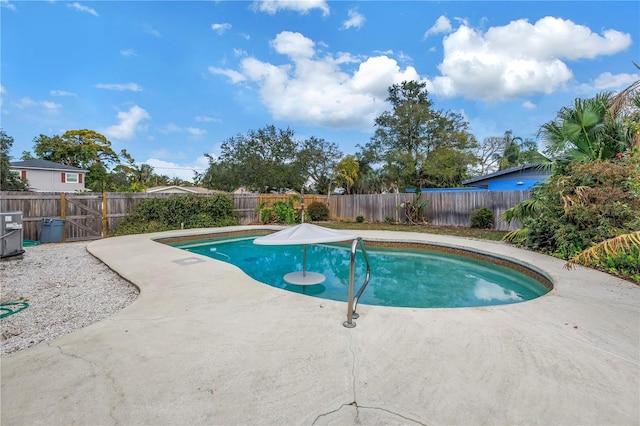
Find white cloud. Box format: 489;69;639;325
104;105;150;140
233;48;247;57
341;9;365;30
50;90;77;97
212;23;232;35
1;0;16;11
95;82;142;92
271;31;315;59
522;100;536;110
160;123;182;134
351;56;419;98
68;2;98;16
12;96;62;112
142;24;161;38
0;85;6;95
212;31;420;130
41;101;62;110
13;97;38;108
120;49;137;57
187;127;207;137
430;16;633;100
396;51;413;64
144;156;209;182
591;72;639;90
195;115;222;123
424;16;452;38
253;0;329;16
208;67;246;83
159;123;210;137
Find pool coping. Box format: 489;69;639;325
159;227;555;293
1;225;638;425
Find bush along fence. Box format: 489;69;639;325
0;190;529;242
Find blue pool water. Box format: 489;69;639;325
173;236;549;308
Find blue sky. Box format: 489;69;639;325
2;1;638;181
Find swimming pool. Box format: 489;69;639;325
170;233;550;308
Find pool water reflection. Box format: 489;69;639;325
173;237;549;308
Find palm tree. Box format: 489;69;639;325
607;62;640;150
497;131;523;170
539;93;613;163
565;67;640;273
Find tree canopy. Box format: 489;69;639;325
474;130;542;175
27;129;133;191
201;125;342;194
360;80;478;190
1;130;28;191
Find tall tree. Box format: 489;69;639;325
29;129;132;191
362;81;477;189
0;130;28;191
31;129;120;169
334;155;359;195
474;131;541;175
539;93;634;166
421;148;477;188
475;136;506;175
202;125;303;192
297;136;342;194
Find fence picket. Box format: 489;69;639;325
1;189;529;241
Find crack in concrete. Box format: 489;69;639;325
356;405;428;425
50;342;123;425
348;331;358;404
312;332;427;425
311;402;357;424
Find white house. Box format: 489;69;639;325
9;160;88;192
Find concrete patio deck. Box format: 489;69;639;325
2;226;638;425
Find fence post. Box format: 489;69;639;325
102;191;108;238
60;192;67;243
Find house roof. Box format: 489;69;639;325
10;159;88;172
462;164;546;186
145;186;221;194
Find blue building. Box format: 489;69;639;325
461;164;550;191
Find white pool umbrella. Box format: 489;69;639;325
253;223;357;285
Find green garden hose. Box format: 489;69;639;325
0;302;29;318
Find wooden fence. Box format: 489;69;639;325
1;190;529;242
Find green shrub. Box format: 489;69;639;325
504;153;640;281
111;194;239;236
307;201;329;221
356;215;364;223
591;246;640;283
470;207;494;229
385;216;395;224
258;196;299;224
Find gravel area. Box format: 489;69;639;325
0;241;139;356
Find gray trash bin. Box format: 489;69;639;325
40;219;66;243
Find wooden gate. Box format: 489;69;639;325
61;193;105;242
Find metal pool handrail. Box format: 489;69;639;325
344;237;371;328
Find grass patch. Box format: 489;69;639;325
321;222;508;241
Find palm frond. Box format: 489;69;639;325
565;231;640;270
502;227;529;243
501;197;545;223
607;62;640;117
